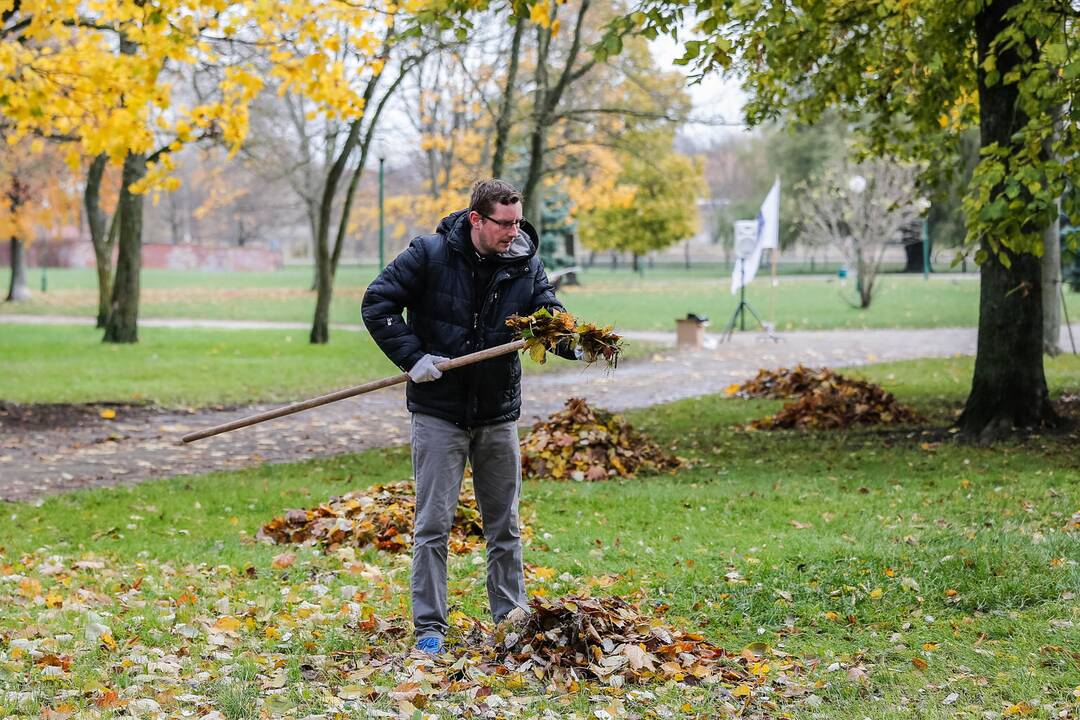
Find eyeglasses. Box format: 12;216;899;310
478;212;526;229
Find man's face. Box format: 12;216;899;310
469;202;523;256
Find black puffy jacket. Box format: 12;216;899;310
362;209;566;428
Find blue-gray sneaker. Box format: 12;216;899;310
415;636;444;655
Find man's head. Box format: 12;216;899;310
468;179;524;256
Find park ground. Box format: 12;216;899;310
1;268;1079;719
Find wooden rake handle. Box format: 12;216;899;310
181;339;526;444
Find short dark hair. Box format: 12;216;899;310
470;179;523;216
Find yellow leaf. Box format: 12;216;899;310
99;409;116;420
1004;702;1035;717
869;587;883;599
19;577;42;597
100;633;117;651
732;684;752;698
214;616;242;633
530;566;556;580
528;342;547;364
529;2;551;28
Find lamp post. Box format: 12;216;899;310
915;197;932;280
378;156;385;271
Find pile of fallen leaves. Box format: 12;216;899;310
727;364;843;399
256;481;485;553
505;308;622;367
489;594;766;688
520;397;682;480
728;365;917;430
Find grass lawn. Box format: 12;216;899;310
0;325;641;407
5;267;1078;332
1;358;1078;718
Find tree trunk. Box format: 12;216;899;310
311;121;361;345
310;259;333;344
84;153;114;328
960;248;1054;437
522;107;546;226
959;0;1056;438
902;237;926;273
1042;208;1061;356
522;22;551;233
491;14;525;178
5;237;29;302
103;151;146;344
1041;106;1063;356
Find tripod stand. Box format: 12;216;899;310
721;262;779;342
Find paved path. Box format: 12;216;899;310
3;315;1077;503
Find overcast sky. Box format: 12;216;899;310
648;35;753;148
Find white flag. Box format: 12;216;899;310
730;178;780;294
758;176;780;249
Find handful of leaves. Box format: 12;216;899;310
506;308;622;367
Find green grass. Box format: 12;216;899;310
0;324;397;407
6;266;1078;331
1;357;1078;718
0;324;645;407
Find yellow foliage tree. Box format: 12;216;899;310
0;137;82;302
0;0;382;341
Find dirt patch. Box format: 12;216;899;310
0;402;167;432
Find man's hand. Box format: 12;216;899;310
409;354;448;383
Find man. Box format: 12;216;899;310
362;179;575;654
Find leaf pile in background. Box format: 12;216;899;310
256;481;486;553
727;364;842;399
520;397;683;480
727;364;918;430
748;376;918;430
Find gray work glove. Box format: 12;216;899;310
574;344;585;361
408;354;448;383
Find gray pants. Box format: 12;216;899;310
410;413;526;640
